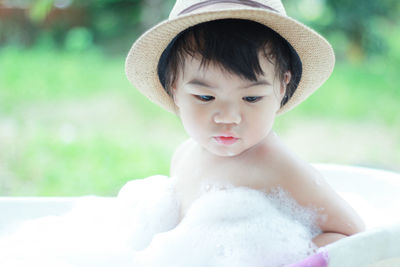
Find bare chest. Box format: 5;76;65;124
173;149;278;220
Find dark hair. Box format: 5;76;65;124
157;19;302;107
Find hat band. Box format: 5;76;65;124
178;0;279;15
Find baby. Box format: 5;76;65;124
125;0;365;256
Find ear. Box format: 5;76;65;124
171;86;177;103
280;71;292;99
170;82;181;114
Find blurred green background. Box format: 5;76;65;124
0;0;399;196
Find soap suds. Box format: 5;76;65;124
0;176;321;267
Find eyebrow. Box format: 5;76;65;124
186;79;215;89
186;78;271;89
242;80;271;89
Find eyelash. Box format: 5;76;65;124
243;96;263;103
193;95;263;103
194;95;215;102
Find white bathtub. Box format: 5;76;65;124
0;163;399;266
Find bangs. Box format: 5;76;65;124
175;19;269;82
158;19;301;105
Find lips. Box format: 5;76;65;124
214;136;239;145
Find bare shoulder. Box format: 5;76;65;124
267;141;365;236
170;138;195;177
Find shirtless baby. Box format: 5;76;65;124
125;0;365;250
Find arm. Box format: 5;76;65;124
312;232;348;247
280;162;366;247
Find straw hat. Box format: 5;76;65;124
125;0;335;115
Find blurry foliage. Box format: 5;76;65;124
0;0;399;59
0;48;399;195
1;0;399;195
322;0;399;60
285;0;400;61
0;0;147;53
64;27;93;51
29;0;54;23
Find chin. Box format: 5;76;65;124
207;146;244;158
214;151;238;157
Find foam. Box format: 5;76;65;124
0;175;321;267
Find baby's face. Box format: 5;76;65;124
172;53;286;157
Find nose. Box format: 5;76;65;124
213;102;241;125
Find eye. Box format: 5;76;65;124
194;95;215;102
243;96;263;103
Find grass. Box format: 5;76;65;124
285;58;400;125
0;47;399;196
7;134;173;196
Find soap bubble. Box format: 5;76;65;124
0;176;320;267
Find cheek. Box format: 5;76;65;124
245;104;277;134
179;102;210;133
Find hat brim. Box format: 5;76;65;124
125;8;335;115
